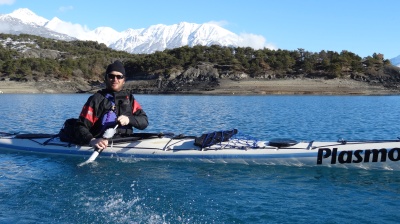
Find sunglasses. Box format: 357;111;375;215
107;74;124;80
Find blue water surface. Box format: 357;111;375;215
0;94;400;223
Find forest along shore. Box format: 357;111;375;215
0;78;399;95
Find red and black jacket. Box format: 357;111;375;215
75;89;148;144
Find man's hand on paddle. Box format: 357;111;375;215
117;115;130;126
90;138;108;150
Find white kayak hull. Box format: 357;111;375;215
0;134;399;170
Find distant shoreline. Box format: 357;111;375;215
0;78;399;95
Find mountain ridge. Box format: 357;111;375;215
0;8;262;55
1;8;399;66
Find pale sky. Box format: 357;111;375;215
0;0;399;59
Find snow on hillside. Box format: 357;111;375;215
0;8;272;54
8;8;48;26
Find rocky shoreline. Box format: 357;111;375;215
0;78;399;95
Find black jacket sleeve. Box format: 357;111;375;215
127;94;148;130
74;93;111;144
128;108;148;130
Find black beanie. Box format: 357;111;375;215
106;60;126;76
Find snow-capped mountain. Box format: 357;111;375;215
0;8;267;54
0;8;75;41
8;8;47;26
109;22;240;54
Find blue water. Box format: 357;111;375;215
1;94;400;223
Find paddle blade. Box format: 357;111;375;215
77;150;100;167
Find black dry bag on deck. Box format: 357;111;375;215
194;129;238;148
58;118;79;144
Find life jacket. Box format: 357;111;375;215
100;91;134;135
100;93;117;132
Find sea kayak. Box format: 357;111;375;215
0;131;399;170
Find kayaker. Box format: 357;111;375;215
75;60;148;149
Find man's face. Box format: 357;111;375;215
106;71;125;92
